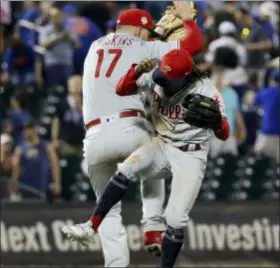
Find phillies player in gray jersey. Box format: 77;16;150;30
61;2;203;266
80;49;230;268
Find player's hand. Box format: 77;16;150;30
173;1;193;20
135;59;157;75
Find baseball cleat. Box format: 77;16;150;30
143;231;163;257
61;220;95;247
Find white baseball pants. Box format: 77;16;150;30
118;137;207;229
83;117;166;267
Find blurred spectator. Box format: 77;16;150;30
203;21;248;96
0;0;12;25
106;19;117;34
1;32;35;86
254;70;280;162
38;6;79;88
210;68;247;157
78;2;111;33
205;21;247;68
194;1;211;30
63;4;103;75
0;134;13;178
236;6;272;87
213;1;238;28
35;1;53;27
0;134;13;198
0;25;4;55
241;89;260;152
271;18;279;60
32;2;54;89
255;2;276;43
0;1;12;53
1;119;13;136
7;91;32;145
143;1;169;21
268;57;280;69
17;1;41;47
52;75;84;156
258;1;279;32
11;122;61;200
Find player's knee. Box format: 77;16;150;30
165;209;189;229
117;162;139;182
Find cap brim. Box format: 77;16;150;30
152;67;186;96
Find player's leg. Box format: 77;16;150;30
141;178;166;256
62;128;130;267
88;162;129;267
160;147;206;268
90;138;169;232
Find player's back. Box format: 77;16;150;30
83;32;150;124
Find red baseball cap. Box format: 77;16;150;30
161;49;194;79
117;8;153;30
152;49;194;91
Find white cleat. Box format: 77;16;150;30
61;220;96;247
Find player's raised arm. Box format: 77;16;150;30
147;1;203;59
116;59;157;96
173;1;202;53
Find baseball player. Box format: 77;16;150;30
83;49;230;268
61;2;203;267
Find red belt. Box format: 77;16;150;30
85;110;145;131
178;144;201;152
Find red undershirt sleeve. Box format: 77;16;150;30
214;117;230;141
116;64;141;96
179;20;203;56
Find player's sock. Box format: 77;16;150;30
160;225;184;268
90;172;130;230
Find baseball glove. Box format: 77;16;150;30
182;94;222;131
156;2;198;41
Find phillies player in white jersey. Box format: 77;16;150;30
62;2;203;267
82;49;230;268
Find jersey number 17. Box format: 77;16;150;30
94;49;123;78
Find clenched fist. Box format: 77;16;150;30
135;59;157;75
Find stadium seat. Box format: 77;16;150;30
49;85;67;97
60;155;82;201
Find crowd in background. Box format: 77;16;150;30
0;1;279;202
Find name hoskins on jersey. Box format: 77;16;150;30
82;33;179;124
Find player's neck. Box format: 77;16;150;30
116;26;135;37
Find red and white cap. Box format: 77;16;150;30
152;49;194;90
117;8;153;30
160;49;194;79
